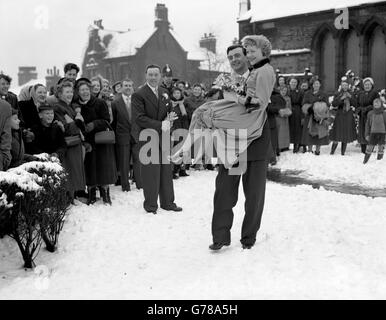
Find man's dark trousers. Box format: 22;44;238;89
141;158;175;212
212;120;271;246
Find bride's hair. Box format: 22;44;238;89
241;35;272;58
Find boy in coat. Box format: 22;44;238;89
28;104;66;161
363;98;386;164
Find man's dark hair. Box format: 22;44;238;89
192;83;203;89
206;88;224;100
226;44;246;56
64;63;80;74
0;73;12;84
145;64;161;73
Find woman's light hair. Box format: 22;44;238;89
241;35;272;58
56;80;74;97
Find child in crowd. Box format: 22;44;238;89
28;104;66;161
363;98;386;164
9;108;37;168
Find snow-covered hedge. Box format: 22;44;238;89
0;154;70;268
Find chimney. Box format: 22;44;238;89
199;33;217;54
94;19;104;30
239;0;251;17
45;66;61;91
154;3;170;29
18;66;38;86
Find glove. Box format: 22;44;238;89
84;142;92;153
23;129;35;143
85;122;95;133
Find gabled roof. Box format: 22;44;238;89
94;27;157;59
238;0;385;23
89;25;209;62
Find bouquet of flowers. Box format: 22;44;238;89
213;73;246;95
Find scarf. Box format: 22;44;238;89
249;58;270;71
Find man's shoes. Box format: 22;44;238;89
363;153;371;164
377;153;384;160
75;190;88;199
146;209;158;215
122;186;131;192
179;170;189;177
115;177;121;186
242;243;254;250
205;164;215;171
172;173;179;179
209;242;230;251
161;204;182;212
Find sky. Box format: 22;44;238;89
1;0;380;88
0;0;239;87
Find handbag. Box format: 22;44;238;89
65;135;82;147
94;123;116;144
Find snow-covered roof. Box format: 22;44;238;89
96;27;157;59
90;26;208;62
238;0;384;23
169;29;207;61
271;48;311;56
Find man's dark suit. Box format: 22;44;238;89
131;84;175;212
111;94;142;191
212;59;275;247
212;120;271;246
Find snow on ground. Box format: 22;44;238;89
275;143;386;189
1;147;386;299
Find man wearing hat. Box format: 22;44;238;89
160;64;174;96
28;103;66;161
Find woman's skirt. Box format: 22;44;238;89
329;109;357;143
276;116;290;149
63;143;86;193
301;114;330;146
173;99;266;168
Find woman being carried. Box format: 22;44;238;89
170;35;276;168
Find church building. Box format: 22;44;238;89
238;0;386;92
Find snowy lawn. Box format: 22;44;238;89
275;143;386;189
1;146;386;299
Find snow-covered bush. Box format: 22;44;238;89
0;154;70;268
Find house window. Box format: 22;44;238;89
105;65;113;82
119;63;130;80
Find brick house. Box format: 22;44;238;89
81;3;229;88
238;0;386;93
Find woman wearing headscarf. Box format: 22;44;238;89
53;80;86;202
19;83;48;153
75;78;117;205
19;83;47;129
300;78;330;155
329;77;357;155
356;77;378;153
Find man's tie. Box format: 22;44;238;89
154;87;158;99
125;96;132;122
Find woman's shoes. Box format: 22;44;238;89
100;186;112;205
87;187;97;206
